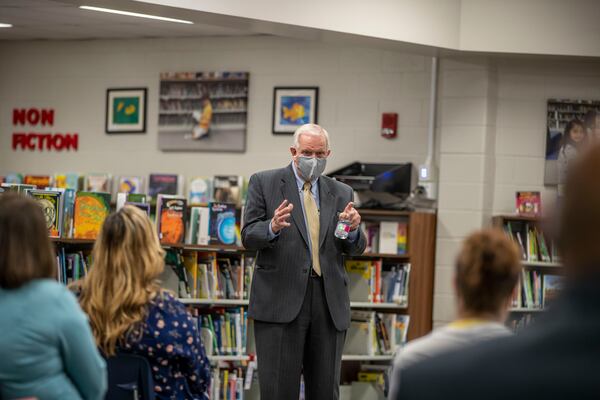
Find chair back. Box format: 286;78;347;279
104;353;155;400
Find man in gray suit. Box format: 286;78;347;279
242;124;366;400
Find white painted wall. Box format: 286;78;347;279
460;0;600;57
0;36;432;178
125;0;462;49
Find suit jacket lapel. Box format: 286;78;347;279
319;177;334;249
281;165;310;248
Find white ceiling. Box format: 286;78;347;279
0;0;254;40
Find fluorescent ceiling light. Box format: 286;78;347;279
79;6;193;24
0;23;13;28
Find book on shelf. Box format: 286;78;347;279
4;173;23;184
504;220;557;264
209;367;247;400
345;260;410;305
156;194;187;245
53;173;79;190
397;221;408;255
361;218;409;255
27;189;63;238
116;192;148;211
187;206;210;245
209;202;237;245
191;307;248;356
343;311;409;356
73;192;111;240
512;270;563;310
23;175;51;188
177;251;254;301
379;222;398;254
148;173;184;200
85;173;112;193
0;183;36;194
542;274;564;308
56;250;90;285
115;175;145;195
515;191;542;217
507;313;536;333
61;188;76;239
213;175;243;206
188;176;213;205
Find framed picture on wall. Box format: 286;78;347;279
544;99;600;190
106;88;147;134
158;71;249;152
272;87;319;134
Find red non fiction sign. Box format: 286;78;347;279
11;108;78;151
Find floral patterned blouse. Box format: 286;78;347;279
120;291;211;400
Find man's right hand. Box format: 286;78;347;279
271;199;294;233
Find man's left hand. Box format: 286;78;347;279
339;202;361;231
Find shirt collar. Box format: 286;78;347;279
291;160;318;191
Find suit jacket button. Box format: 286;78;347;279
302;268;308;273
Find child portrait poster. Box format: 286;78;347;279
544;99;600;189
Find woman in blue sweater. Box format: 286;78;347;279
0;194;107;400
77;206;211;400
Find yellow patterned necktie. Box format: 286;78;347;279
303;181;321;276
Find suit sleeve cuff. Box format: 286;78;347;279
268;220;280;241
347;229;359;243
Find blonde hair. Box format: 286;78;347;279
79;206;165;356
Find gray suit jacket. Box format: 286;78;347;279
242;164;366;331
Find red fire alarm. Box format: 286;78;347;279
381;113;398;138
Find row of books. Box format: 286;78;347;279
0;173;247;205
507;314;536;333
190;307;249;356
345;260;410;305
182;252;255;300
504;221;559;263
512;270;563;309
344;312;410;356
362;220;408;255
1;184;244;247
56;249;91;285
210;367;249;400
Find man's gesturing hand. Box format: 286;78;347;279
339;202;361;231
271;199;294;233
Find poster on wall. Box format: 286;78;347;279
544;99;600;191
272;87;319;134
106;88;147;134
158;71;249;152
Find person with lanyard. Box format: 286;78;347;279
242;123;366;400
388;229;521;398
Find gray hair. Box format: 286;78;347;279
292;124;330;150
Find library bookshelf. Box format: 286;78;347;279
492;214;564;316
51;209;437;388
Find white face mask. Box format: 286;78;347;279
297;156;327;181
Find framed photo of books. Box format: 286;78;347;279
105;88;147;134
158;71;249;152
272;87;319;134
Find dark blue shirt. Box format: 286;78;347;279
120;291;210;400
